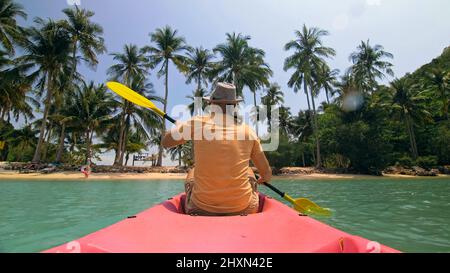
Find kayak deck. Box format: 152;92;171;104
43;193;399;253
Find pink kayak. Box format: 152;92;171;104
43;193;400;253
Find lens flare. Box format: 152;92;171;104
342;91;364;112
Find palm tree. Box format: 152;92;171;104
121;130;148;166
212;33;272;97
335;74;356;97
68;82;115;164
108;44;149;84
116;75;163;165
388;78;431;159
186;88;207;116
52;96;78;163
423;68;450;119
19;18;72;163
261;83;284;130
291;110;314;166
185;46;214;92
248;52;273;136
62;5;106;75
317;64;339;104
348;40;394;94
9;124;37;162
277;106;293;136
0;0;27;55
0;119;13;160
213;33;272;135
108;44;150;165
284;24;336;168
168;144;184;167
168;142;192;167
142;26;189;166
291;110;314;141
0;53;37;123
98;122;120;162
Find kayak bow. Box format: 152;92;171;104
43;193;399;253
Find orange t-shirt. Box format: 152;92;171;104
162;114;272;213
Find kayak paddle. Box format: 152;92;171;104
263;182;332;217
106;81;176;124
106;81;332;217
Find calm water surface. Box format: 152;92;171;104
0;178;449;252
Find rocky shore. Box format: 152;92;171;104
277;166;450;177
0;162;188;174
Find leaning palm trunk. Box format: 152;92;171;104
405;114;419;159
85;130;90;165
55;123;66;163
325;89;330;104
310;144;316;166
114;74;131;166
310;96;322;168
303;82;315;167
114;111;125;165
85;129;94;165
41;122;54;162
305;79;322;168
119;114;131;165
125;152;130;166
69;132;76;153
157;62;169;166
32;72;53;163
54;41;77;163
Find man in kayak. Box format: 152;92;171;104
162;82;272;216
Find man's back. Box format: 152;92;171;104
162;114;272;214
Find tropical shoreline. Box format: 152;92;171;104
1;170;448;181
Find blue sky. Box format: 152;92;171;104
15;0;450;164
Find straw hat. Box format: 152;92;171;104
203;82;243;103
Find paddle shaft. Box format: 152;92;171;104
164;114;176;124
263;182;285;198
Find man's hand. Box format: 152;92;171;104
255;174;271;184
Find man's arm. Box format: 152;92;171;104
161;121;191;149
250;139;272;184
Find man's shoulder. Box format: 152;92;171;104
238;123;258;140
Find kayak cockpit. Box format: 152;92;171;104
161;193;267;215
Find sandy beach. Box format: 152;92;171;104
1;170;447;181
0;170;186;180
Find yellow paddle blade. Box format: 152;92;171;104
106;81;166;117
293;198;332;217
283;194;331;216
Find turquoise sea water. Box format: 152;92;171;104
0;178;449;253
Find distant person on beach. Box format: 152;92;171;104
81;164;91;178
162;83;272;216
